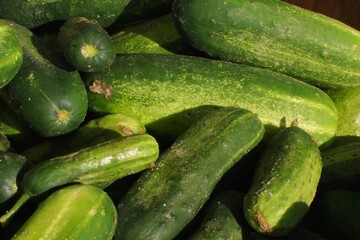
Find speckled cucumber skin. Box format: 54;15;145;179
243;126;322;237
172;0;360;89
115;107;264;240
0;20;22;89
84;53;338;147
11;184;117;240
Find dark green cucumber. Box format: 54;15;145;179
0;20;23;89
243;126;322;237
111;14;190;54
58;17;116;72
3;20;88;137
21;113;146;164
172;0;360;88
0;133;159;224
319;142;360;192
0;152;27;205
188;191;249;240
0;131;10;152
315;190;360;240
326;85;360;147
11;184;117;240
115;106;264;240
84;53;338;147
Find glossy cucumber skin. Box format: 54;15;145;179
172;0;360;88
11;184;117;240
3;20;88;137
84;53;338;147
243;126;322;236
21;113;146;164
115;107;264;240
58;17;116;72
111;14;190;55
0;20;23;89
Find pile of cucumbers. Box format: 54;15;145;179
0;0;359;239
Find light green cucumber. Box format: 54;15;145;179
84;53;338;147
244;126;322;237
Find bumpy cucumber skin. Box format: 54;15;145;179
21;113;146;164
0;152;27;204
84;53;337;147
0;20;23;89
111;14;189;55
21;134;159;197
4;20;88;137
11;184;117;240
115;107;264;240
243;126;322;236
172;0;360;88
58;17;116;72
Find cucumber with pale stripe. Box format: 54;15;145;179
84;53;338;147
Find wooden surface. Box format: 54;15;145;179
283;0;360;30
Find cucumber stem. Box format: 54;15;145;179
0;193;30;226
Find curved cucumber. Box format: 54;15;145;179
3;20;88;137
21;113;146;163
58;17;116;72
84;53;338;147
172;0;360;88
243;126;322;236
11;184;117;240
115;107;264;240
0;134;159;224
0;20;23;89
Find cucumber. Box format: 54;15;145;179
0;20;23;89
0;133;159;224
21;113;146;164
115;106;264;240
326;85;360;147
188;191;249;240
172;0;360;88
0;131;10;152
11;184;117;240
3;20;88;137
58;17;116;72
315;190;360;240
111;13;190;55
319;142;360;192
84;53;338;147
0;152;27;205
243;126;322;237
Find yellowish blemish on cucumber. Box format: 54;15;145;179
81;44;98;58
89;79;112;99
55;109;71;124
255;212;273;234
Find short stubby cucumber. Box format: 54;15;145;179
58;17;116;72
0;20;23;89
84;53;338;147
115;106;264;240
0;134;159;225
172;0;360;88
243;126;322;236
11;184;117;240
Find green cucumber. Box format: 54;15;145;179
0;20;23;89
326;85;360;147
172;0;360;88
0;133;159;224
243;126;322;237
315;190;360;240
319;142;360;192
84;53;338;147
111;13;190;54
21;113;146;164
11;184;116;240
188;191;249;240
0;152;27;205
115;106;264;240
0;131;10;152
3;20;88;137
58;17;116;72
